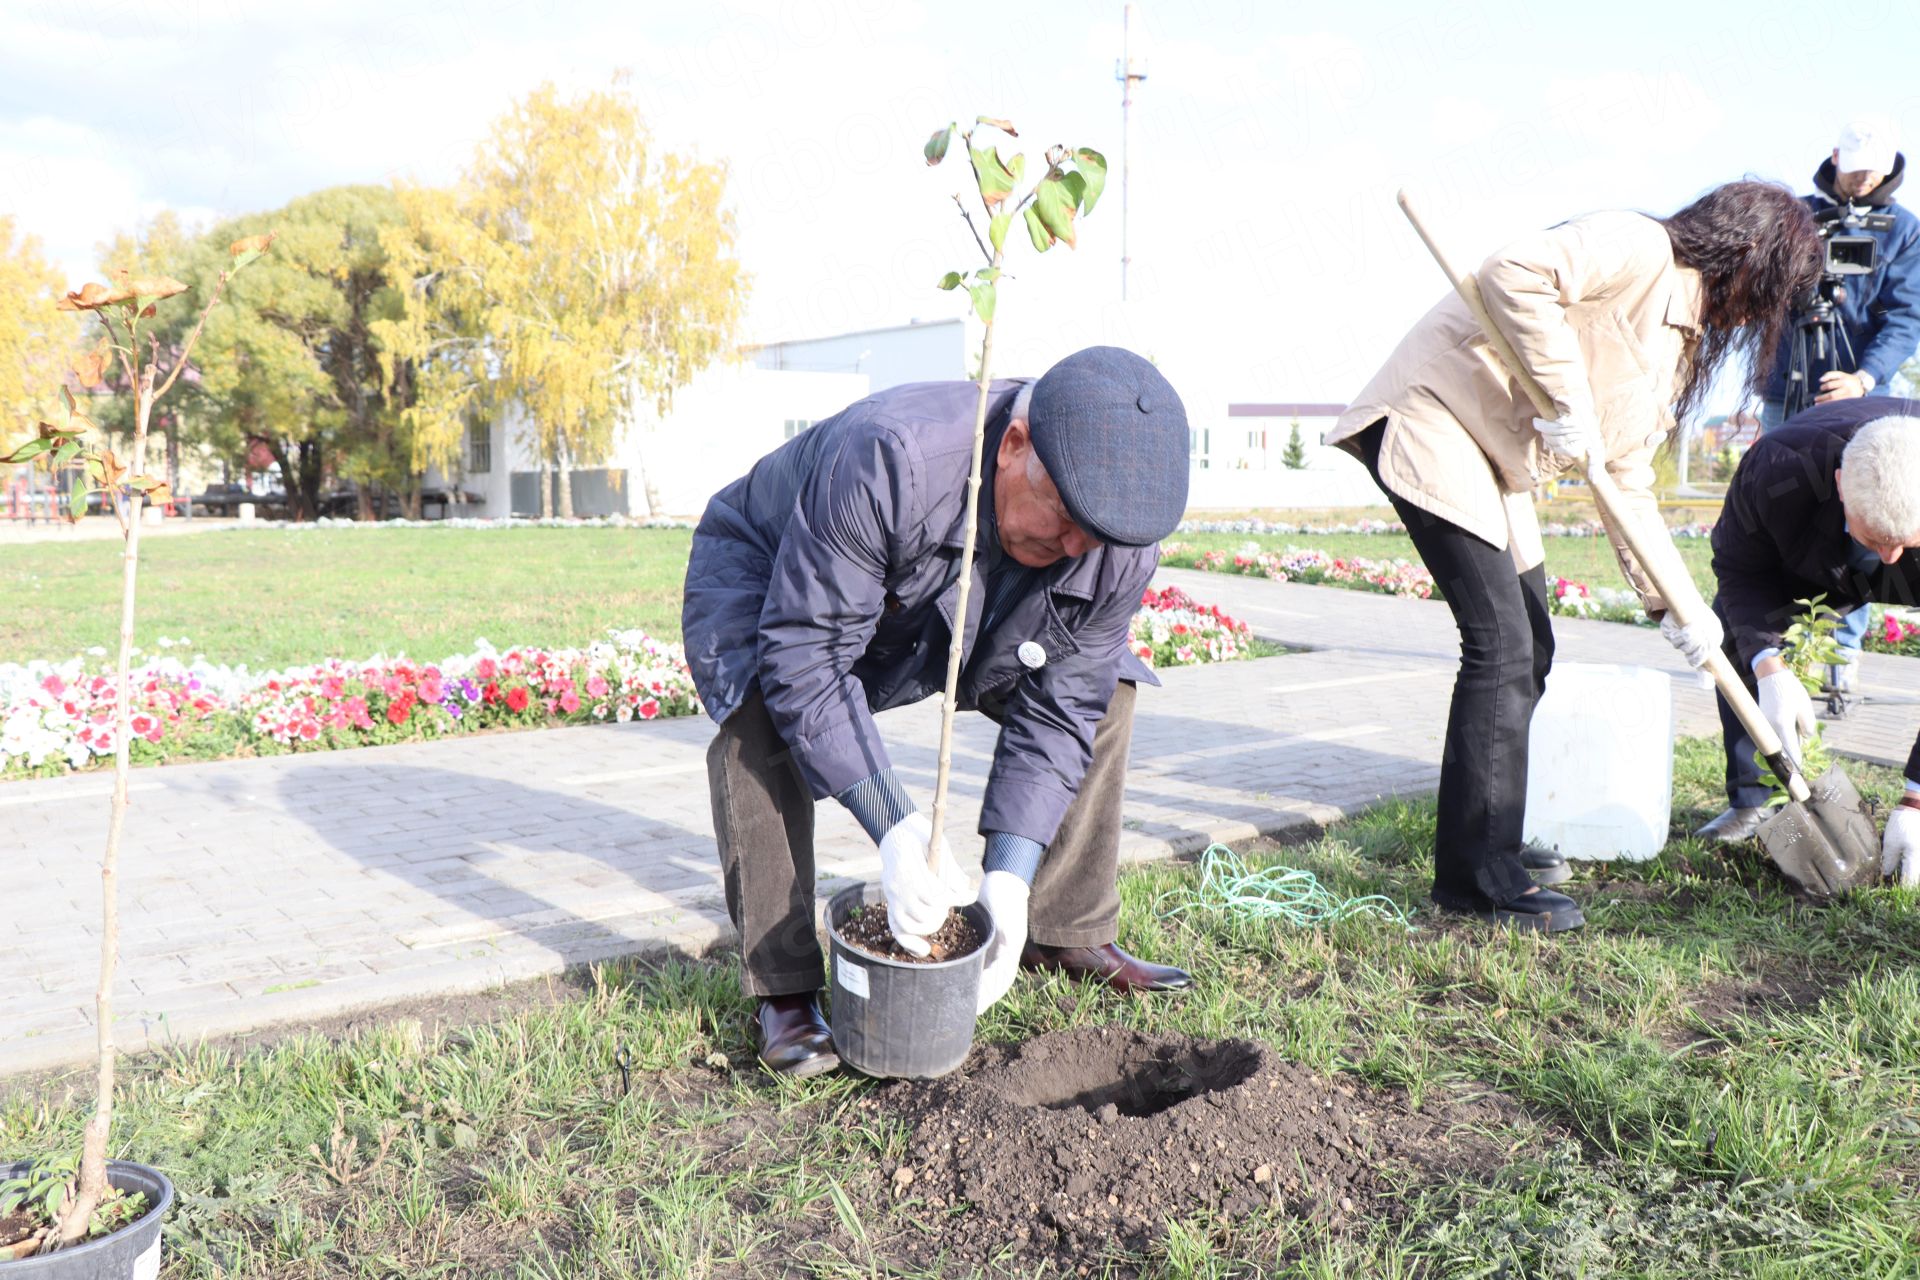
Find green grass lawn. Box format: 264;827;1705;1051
7;739;1916;1278
0;528;694;668
1170;529;1721;603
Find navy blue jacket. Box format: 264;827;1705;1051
1763;154;1920;400
682;379;1158;847
1712;396;1920;643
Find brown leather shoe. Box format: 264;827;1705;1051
1018;941;1193;994
752;992;840;1078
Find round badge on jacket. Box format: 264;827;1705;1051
1017;641;1047;670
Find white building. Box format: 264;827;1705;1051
438;319;966;519
431;318;1386;518
1180;400;1384;509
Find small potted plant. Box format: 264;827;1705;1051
0;234;273;1274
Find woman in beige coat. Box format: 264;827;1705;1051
1330;181;1821;930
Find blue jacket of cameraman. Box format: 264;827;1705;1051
1762;153;1920;400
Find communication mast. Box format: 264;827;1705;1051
1116;3;1147;301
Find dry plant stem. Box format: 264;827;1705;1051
925;265;1002;873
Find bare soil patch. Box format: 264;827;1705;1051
861;1026;1537;1272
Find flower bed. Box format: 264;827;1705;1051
2;631;701;780
1547;576;1651;626
1163;542;1435;600
4;592;1262;779
1868;608;1920;656
1130;586;1256;667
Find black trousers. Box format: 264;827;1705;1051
1709;598;1775;810
1355;422;1550;903
708;683;1137;997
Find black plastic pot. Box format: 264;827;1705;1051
826;883;993;1079
0;1160;172;1277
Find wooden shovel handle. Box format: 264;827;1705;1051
1394;189;1811;802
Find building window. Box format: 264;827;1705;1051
467;420;491;473
784;418;814;440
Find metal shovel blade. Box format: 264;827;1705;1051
1757;766;1882;898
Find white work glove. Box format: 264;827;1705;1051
1883;803;1920;888
973;870;1031;1014
1756;669;1819;767
1659;611;1724;671
877;813;972;957
1531;414;1603;467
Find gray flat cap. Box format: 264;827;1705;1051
1027;346;1189;547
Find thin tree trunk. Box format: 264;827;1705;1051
634;427;660;519
539;454;553;519
164;417;180;509
52;361;154;1248
557;438;574;520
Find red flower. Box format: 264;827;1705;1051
476;657;498;680
506;686;531;713
483;681;500;704
386;695;413;726
637;697;660;720
559;688;580;714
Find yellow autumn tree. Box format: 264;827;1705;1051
379;81;747;517
0;218;82;457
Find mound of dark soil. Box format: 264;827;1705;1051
863;1026;1530;1270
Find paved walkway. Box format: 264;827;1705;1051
6;567;1919;1075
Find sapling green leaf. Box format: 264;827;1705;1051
936;271;964;290
970;146;1022;210
1024;204;1053;252
1034;173;1081;248
0;437;51;464
1073;148;1108;214
988;212;1010;254
968;281;996;322
923;125;954;166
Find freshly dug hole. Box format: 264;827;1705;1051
866;1026;1537;1270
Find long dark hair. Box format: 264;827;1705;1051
1661;180;1821;424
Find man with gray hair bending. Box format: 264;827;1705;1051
1696;397;1920;887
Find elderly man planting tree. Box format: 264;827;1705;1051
1694;398;1920;888
683;347;1195;1078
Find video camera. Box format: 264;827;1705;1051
1814;201;1896;276
1782;201;1898;414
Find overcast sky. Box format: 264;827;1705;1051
5;0;1919;416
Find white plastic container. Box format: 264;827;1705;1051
1521;662;1673;862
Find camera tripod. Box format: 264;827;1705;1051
1781;283;1859;418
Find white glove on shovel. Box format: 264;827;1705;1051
1883;804;1920;889
1531;414;1603;467
1756;669;1819;768
973;870;1031;1014
877;813;972;956
1659;611;1724;670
